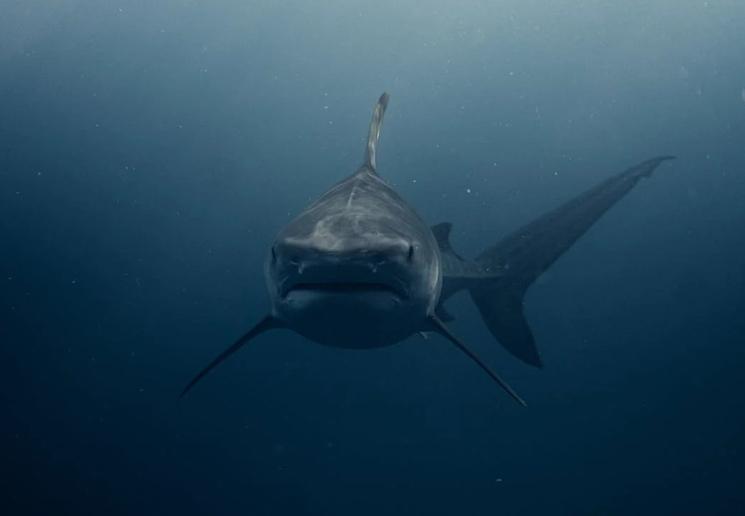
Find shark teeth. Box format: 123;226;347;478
281;280;408;299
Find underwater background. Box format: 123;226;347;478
2;1;744;514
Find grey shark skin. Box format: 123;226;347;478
181;93;674;406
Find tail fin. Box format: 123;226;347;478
469;156;674;367
363;93;390;172
470;283;543;367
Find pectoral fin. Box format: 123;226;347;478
180;315;282;398
428;316;527;407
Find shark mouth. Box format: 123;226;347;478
281;281;408;299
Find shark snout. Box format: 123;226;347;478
273;237;413;263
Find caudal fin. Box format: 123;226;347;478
469;156;674;367
470;286;543;367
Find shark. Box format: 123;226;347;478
181;93;674;406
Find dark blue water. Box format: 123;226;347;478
2;2;744;514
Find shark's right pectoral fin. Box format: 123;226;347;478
180;315;282;398
428;315;527;407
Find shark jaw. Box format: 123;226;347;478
278;272;410;301
272;263;427;349
284;281;403;296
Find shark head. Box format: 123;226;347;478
265;168;441;348
262;93;441;348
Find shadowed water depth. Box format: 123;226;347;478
2;2;744;515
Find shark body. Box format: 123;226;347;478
181;93;674;406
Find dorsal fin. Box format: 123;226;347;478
363;92;390;173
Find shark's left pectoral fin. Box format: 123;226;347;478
428;316;527;407
180;315;282;398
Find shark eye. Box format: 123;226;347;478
407;243;415;262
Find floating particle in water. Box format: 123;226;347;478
466;188;471;194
